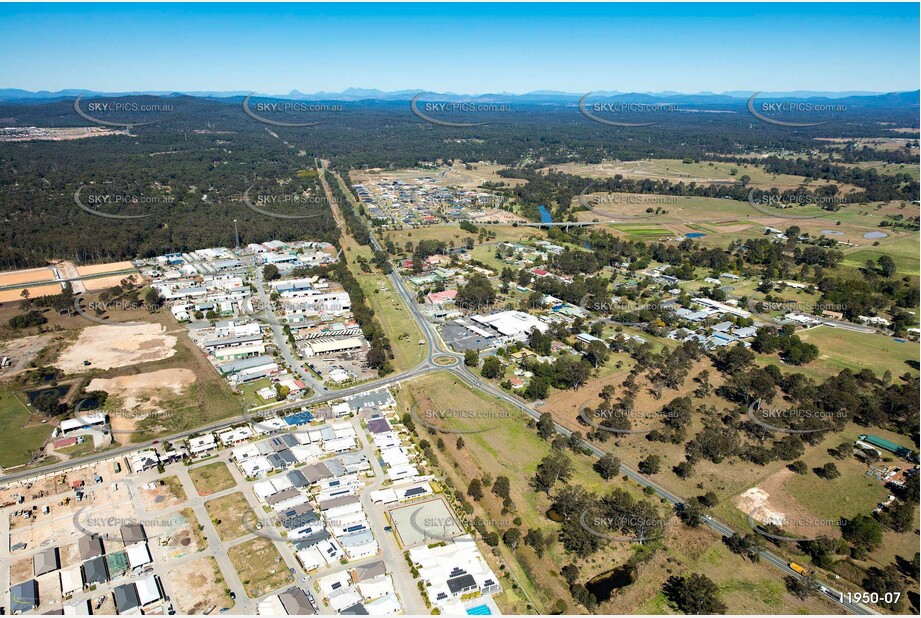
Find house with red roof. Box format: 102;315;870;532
425;289;458;308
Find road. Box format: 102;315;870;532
321;168;875;615
2;168;877;616
250;258;327;395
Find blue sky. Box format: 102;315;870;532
0;2;918;93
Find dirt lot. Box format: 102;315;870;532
0;266;56;287
734;468;844;540
167;556;233;614
9;479;135;550
54;322;178;373
205;492;254;541
158;507;207;561
87;368;196;442
140;475;188;511
74;261;135;277
0;283;63;304
227;537;294;598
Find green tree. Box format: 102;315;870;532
467;478;483;501
842;514;883;551
593;453;621;480
663;574;727;614
263;264;280;281
481;356;503;379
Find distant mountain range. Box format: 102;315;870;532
1;87;918;106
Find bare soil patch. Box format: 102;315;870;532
54;323;177;373
167;556;233;614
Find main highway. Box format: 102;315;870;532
1;169;876;615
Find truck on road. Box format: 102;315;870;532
789;562;809;575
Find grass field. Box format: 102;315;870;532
356;267;425;373
797;326;919;378
205;492;255;541
227;537;294;598
841;234;921;277
609;224;671;237
837;160;920;182
548;158;858;193
56;440;99;458
189;461;236;496
0;388;52;469
161;475;188;502
397;372;658;614
381;223;545;250
329;171;426;373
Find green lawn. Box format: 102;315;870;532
610;224;671;237
237;377;276;407
331;171;426;372
189;461;236;496
0;388;52;469
356;268;425;372
798;326;919;378
57;440;99;458
841;234;920;277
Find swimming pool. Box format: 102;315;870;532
467;604;492;615
685;232;706;238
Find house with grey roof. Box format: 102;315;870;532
33;546;60;576
81;556;109;585
324;458;346;477
366;418;391;434
340;602;369;615
352;560;386;582
280;504;318;530
78;534;104;560
292;530;330;549
266;487;301;506
267;451;296;470
286;469;310;488
10;579;39;614
318;494;360;511
113;583;140;614
279;587;316;615
120;523;147;544
302;462;333;483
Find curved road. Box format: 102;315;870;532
2;170;875;616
